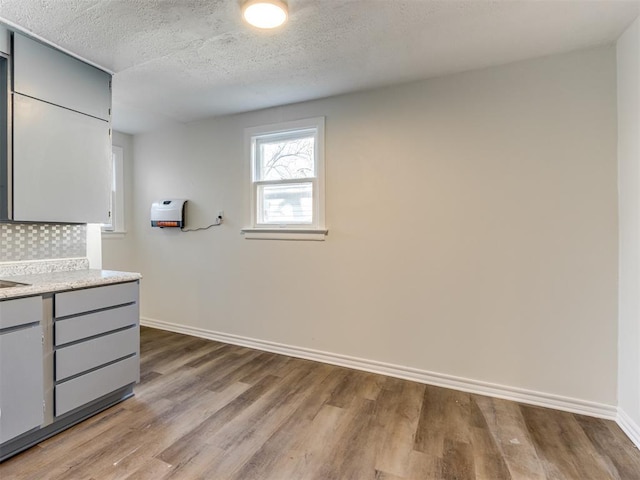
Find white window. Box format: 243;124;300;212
102;145;125;234
243;117;326;240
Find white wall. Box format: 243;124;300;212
617;16;640;438
102;131;136;271
121;46;619;408
86;224;102;268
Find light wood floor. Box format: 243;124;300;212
2;327;639;480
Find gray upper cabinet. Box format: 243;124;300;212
0;25;9;55
1;30;112;223
13;33;111;121
13;94;111;223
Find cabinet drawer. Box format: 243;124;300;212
0;296;42;330
55;355;137;417
55;282;138;318
56;327;138;381
55;303;138;346
13;33;111;121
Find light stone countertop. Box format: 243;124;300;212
0;269;142;300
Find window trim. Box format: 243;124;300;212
102;145;125;235
243;117;326;240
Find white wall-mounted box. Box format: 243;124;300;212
150;199;186;228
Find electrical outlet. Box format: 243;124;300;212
217;210;224;223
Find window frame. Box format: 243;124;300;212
101;145;125;235
243;117;327;240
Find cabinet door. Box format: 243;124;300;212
0;325;44;444
13;94;111;223
13;33;111;121
0;25;8;56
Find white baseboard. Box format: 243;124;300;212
617;408;640;449
141;317;617;421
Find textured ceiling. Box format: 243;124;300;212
1;0;639;134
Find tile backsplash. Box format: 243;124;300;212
0;223;87;262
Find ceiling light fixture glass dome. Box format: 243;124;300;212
242;0;288;29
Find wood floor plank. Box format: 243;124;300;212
474;395;546;480
212;364;332;452
182;342;235;368
414;385;473;457
150;338;226;375
0;400;169;480
193;364;336;478
67;384;252;480
441;438;476;480
134;364;204;401
575;414;640;479
205;350;275;391
7;401;176;480
520;405;618;480
468;398;512;479
251;404;348;480
155;373;282;467
190;348;262;383
313;396;380;480
2;326;639;480
405;450;445;479
326;368;367;409
121;457;173;480
139;333;202;368
229;371;351;480
374;378;425;478
238;352;292;383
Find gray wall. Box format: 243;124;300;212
104;46;619;407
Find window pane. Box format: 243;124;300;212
257;135;314;181
258;183;313;224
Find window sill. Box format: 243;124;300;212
241;228;327;241
101;231;127;239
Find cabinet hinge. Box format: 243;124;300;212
43;400;46;413
109;79;112;90
42;333;45;345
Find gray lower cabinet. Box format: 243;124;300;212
0;281;140;462
53;282;140;417
0;296;44;445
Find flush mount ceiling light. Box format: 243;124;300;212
242;0;288;29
